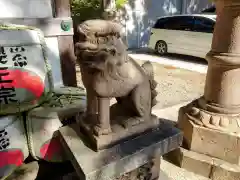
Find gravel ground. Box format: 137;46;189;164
146;61;206;108
76;60;206;109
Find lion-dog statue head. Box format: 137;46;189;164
75;19;127;72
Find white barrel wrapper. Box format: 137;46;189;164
0;115;29;179
0;24;53;115
26;86;86;162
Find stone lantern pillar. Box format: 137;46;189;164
175;0;240;179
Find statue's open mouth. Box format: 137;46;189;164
76;42;98;51
80;59;106;71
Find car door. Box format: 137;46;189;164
149;17;170;50
149;16;179;52
191;16;215;58
163;16;196;56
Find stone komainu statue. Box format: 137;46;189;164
75;19;158;136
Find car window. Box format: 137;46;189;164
163;16;194;31
153;18;169;29
193;17;215;33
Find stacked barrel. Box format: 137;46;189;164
0;24;86;179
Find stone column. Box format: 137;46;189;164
175;0;240;179
195;0;240;132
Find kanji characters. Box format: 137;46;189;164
0;129;10;150
0;47;7;64
0;67;17;105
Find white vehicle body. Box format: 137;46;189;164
148;14;217;59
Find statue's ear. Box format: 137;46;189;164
77;26;87;41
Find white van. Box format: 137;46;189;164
148;14;216;59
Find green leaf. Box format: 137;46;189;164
71;0;102;22
116;0;128;9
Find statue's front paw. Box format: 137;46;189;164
121;117;144;128
93;125;112;136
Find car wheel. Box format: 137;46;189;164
155;40;167;55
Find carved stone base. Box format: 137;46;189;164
165;147;240;180
61;164;171;180
58;121;182;180
78;114;160;151
61;161;171;180
115;158;160;180
184;98;240;134
178;100;240;165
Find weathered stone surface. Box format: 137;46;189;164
58;121;182;180
212;160;240;180
174;0;240;179
166;147;240;180
61;166;171;180
75;19;159;152
165;148;213;178
78;114;160;150
115;157;160;180
178;107;240;165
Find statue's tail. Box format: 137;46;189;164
141;61;158;107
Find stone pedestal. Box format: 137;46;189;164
165;106;240;179
58;120;182;180
78;114;160;151
167;0;240;179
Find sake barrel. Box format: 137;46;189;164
0;24;53;115
26;86;86;162
0;115;29;179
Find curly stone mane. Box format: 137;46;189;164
75;19;124;53
75;19;128;71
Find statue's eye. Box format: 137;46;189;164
109;49;116;56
